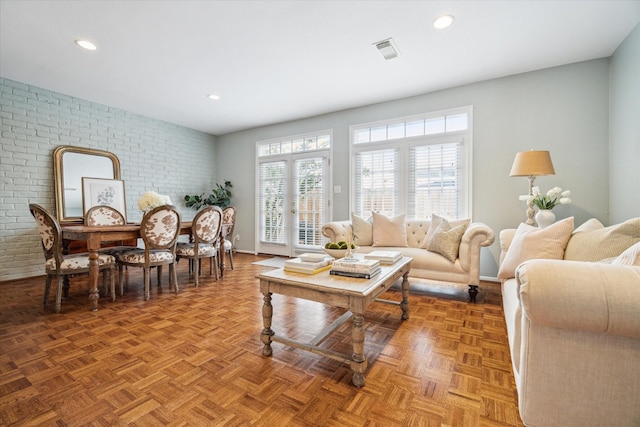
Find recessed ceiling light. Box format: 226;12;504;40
75;39;97;51
433;15;454;29
207;94;221;101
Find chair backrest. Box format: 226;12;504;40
85;205;126;226
139;205;182;251
29;203;63;265
222;206;236;240
192;206;223;246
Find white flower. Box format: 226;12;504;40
138;191;172;212
527;186;573;210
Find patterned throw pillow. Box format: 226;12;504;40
427;220;467;262
564;218;640;261
419;213;470;249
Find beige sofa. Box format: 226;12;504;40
321;217;494;302
499;218;640;426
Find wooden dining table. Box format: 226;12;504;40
61;221;228;311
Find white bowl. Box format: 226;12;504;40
323;247;357;259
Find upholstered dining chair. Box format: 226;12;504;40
84;205;137;296
219;206;237;270
116;205;181;300
29;203;116;313
175;206;222;286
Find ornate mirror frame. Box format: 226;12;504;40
54;146;121;223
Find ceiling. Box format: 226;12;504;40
1;1;639;136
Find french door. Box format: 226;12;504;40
257;153;329;257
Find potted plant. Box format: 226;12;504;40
184;180;233;209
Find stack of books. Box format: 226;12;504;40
330;259;381;279
364;250;402;265
283;255;332;274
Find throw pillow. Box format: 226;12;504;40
427;220;467;262
419;214;470;249
612;241;640;266
351;213;373;246
497;216;574;280
573;218;604;234
371;212;408;247
564;218;640;261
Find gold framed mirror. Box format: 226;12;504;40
54;146;121;223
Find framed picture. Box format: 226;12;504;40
82;177;127;221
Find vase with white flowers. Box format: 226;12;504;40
138;191;173;214
519;186;571;228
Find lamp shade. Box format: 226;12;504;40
509;150;555;177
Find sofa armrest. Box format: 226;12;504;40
517;259;640;339
321;220;353;243
457;222;495;273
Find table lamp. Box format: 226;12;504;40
510;150;555;225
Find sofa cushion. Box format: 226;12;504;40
612;241;640;266
564;218;640;261
372;212;408;247
419;214;470;249
427;220;467;262
497;216;574;280
351;213;373;246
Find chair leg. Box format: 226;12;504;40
227;250;234;270
212;256;219;281
144;268;151;301
62;276;70;299
194;259;200;288
43;275;53;307
157;266;162;287
110;267;116;302
55;276;63;313
118;265;125;296
102;270;108;297
171;263;179;293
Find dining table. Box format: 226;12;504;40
61;221;228;311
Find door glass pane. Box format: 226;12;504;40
259;161;286;244
294;158;325;247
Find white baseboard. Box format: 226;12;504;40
480;275;500;283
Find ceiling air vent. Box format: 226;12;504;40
373;38;399;60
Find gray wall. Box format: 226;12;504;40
0;78;217;281
609;24;640;223
217;58;612;277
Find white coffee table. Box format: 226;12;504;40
257;256;411;387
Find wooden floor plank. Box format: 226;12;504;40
0;253;523;426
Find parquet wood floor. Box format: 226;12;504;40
0;253;524;426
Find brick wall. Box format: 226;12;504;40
0;78;217;281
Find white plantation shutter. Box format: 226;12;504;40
354;148;398;217
408;142;462;218
259;161;287;244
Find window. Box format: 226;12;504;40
351;107;472;220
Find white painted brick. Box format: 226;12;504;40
1;77;217;281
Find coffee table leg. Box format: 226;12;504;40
401;271;410;320
261;292;274;356
350;314;367;387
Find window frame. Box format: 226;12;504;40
349;106;473;220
